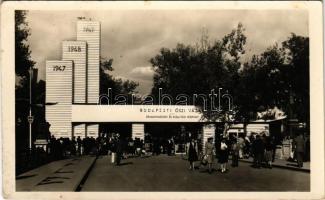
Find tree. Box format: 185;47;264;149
15;11;50;154
149;23;309;126
282;34;309;122
15;10;36;151
237;34;309;123
150;23;247;121
15;10;35;85
100;57;139;104
236;44;287;120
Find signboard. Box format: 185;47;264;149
72;105;205;123
27;115;34;124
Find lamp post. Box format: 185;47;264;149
28;66;34;150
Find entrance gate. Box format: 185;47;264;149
45;20;216;148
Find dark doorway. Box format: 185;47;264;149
99;123;132;139
145;123;202;154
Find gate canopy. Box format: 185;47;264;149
72;105;205;122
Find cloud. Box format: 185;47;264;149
26;10;308;95
128;66;154;81
113;75;129;81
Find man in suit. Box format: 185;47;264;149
115;134;123;165
293;133;305;168
252;135;265;168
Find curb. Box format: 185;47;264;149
75;156;98;191
239;159;310;173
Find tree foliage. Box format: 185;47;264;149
100;58;139;103
150;24;309;123
150;23;247;120
15;11;35;84
238;34;309;122
15;10;40;151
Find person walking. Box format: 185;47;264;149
264;136;273;168
205;137;215;174
219;138;229;172
231;139;239;167
49;135;56;160
167;139;173;156
115;134;123;165
187;138;199;170
71;136;77;156
244;136;251;158
252;135;264;168
271;136;277;162
293;133;305;168
128;138;135;156
77;136;82;156
237;135;245;159
110;134;117;164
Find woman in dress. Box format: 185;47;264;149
264;136;273;168
218;138;229;173
205;137;215;174
187;138;199;170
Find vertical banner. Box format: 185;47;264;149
45;60;73;138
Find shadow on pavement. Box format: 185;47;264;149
16;174;37;180
117;162;133;166
37;181;64;185
286;163;299;167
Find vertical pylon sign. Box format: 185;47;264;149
46;19;101;139
62;41;87;138
77;20;100;137
46;61;73;138
77;20;100;104
62;41;87;103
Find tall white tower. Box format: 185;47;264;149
46;20;101;139
77;20;100;104
77;20;101;137
45;60;73;138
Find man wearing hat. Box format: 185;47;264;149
115;133;123;165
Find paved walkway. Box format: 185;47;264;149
81;155;309;191
16;156;96;191
240;157;310;172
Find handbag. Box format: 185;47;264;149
201;155;208;166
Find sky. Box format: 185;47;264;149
26;10;308;95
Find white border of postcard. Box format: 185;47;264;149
1;1;324;199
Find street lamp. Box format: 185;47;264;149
28;66;34;150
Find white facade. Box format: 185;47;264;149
46;20;101;139
87;124;99;138
132;124;145;140
45;60;73;138
76;20;100;137
62;41;87;138
77;21;100;104
62;41;87;103
246;124;269;136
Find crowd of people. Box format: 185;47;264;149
185;132;308;174
41;132;308;172
48;135;102;160
47;134;148;161
16;126;308;176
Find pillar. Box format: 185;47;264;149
45;60;73;139
87;124;99;138
73;124;86;139
202;124;215;149
132;123;144;140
